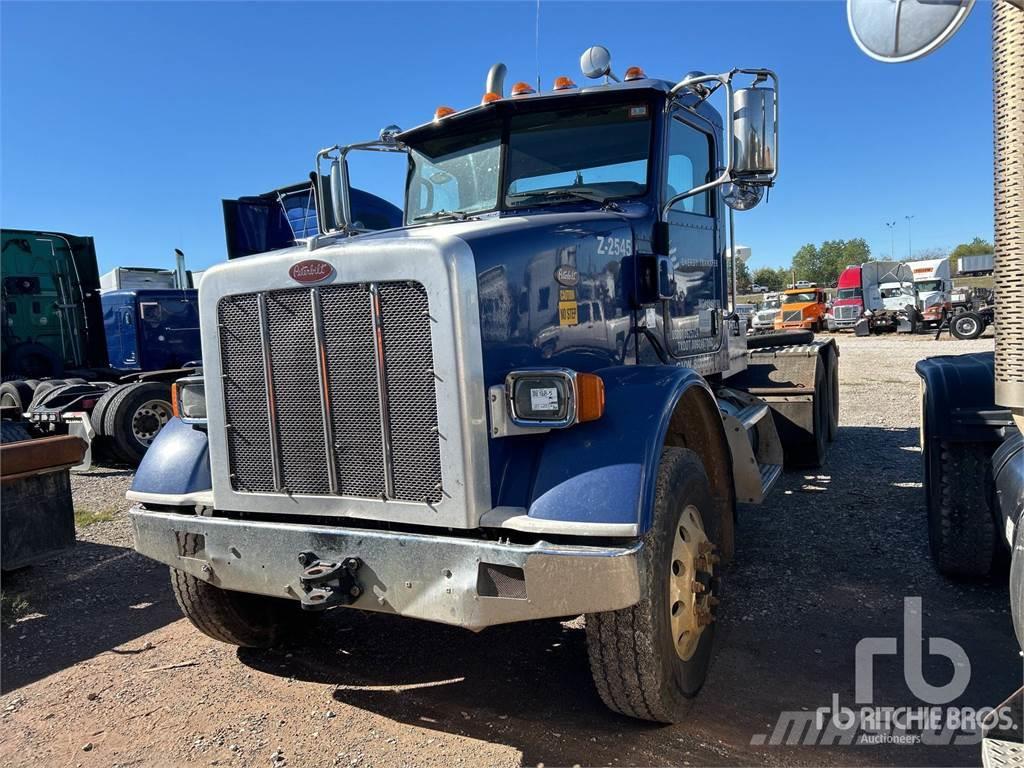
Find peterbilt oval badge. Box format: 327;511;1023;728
554;265;579;287
289;260;335;285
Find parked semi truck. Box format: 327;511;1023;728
774;286;827;331
907;257;952;329
127;51;841;723
751;292;780;332
826;261;916;333
0;230;206;466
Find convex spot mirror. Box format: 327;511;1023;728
847;0;975;63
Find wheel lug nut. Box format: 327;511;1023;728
698;542;713;554
691;581;706;594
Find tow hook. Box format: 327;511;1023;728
296;552;362;611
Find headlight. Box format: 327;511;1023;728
497;369;604;432
171;376;206;423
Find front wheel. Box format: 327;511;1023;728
585;447;721;722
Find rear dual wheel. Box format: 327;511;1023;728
585;448;720;722
100;382;173;465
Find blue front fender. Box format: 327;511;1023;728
131;417;211;496
522;365;716;534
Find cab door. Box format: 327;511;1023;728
661;112;721;358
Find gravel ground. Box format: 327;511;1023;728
1;329;1016;768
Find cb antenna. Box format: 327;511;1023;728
535;0;541;92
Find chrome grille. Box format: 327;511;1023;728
783;310;803;323
320;285;386;498
266;290;329;495
218;294;274;491
378;282;443;503
834;305;860;321
217;281;442;503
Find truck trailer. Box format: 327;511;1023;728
958;253;994;276
126;52;840;723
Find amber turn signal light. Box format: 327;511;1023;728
575;373;605;423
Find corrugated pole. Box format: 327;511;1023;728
992;0;1023;428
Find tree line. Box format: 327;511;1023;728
736;236;993;293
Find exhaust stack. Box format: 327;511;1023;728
992;0;1023;422
174;248;188;289
486;63;507;98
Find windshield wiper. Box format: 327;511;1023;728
507;189;620;209
411;209;477;223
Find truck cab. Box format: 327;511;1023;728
775;287;827;331
127;50;839;723
907;257;952;328
828;264;863;331
751;292;781;331
101;289;201;371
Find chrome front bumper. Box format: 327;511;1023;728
130;507;642;631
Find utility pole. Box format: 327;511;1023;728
885;221;896;260
904;215;915;260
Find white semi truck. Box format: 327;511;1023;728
906;257;952;329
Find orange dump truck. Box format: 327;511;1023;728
774;287;828;332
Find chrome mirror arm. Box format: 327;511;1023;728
661;68;779;221
313;139;408;237
662;71;735;220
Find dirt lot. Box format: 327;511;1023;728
1;330;1017;768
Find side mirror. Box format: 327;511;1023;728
732;84;777;178
329;158;350;231
663;69;778;218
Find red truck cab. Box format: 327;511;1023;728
827;265;864;331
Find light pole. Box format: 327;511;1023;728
885;221;896;260
905;215;915;260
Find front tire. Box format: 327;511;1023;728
585;448;721;722
171;556;306;648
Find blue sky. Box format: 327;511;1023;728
1;1;993;274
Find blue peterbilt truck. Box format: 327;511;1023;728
127;49;840;722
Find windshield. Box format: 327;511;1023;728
784;292;817;304
880;286;906;299
761;298;780;310
403;101;652;224
504;104;650;207
836;287;862;300
916;279;943;292
406;128;501;223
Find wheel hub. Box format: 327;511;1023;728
669;504;719;661
132;399;172;444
